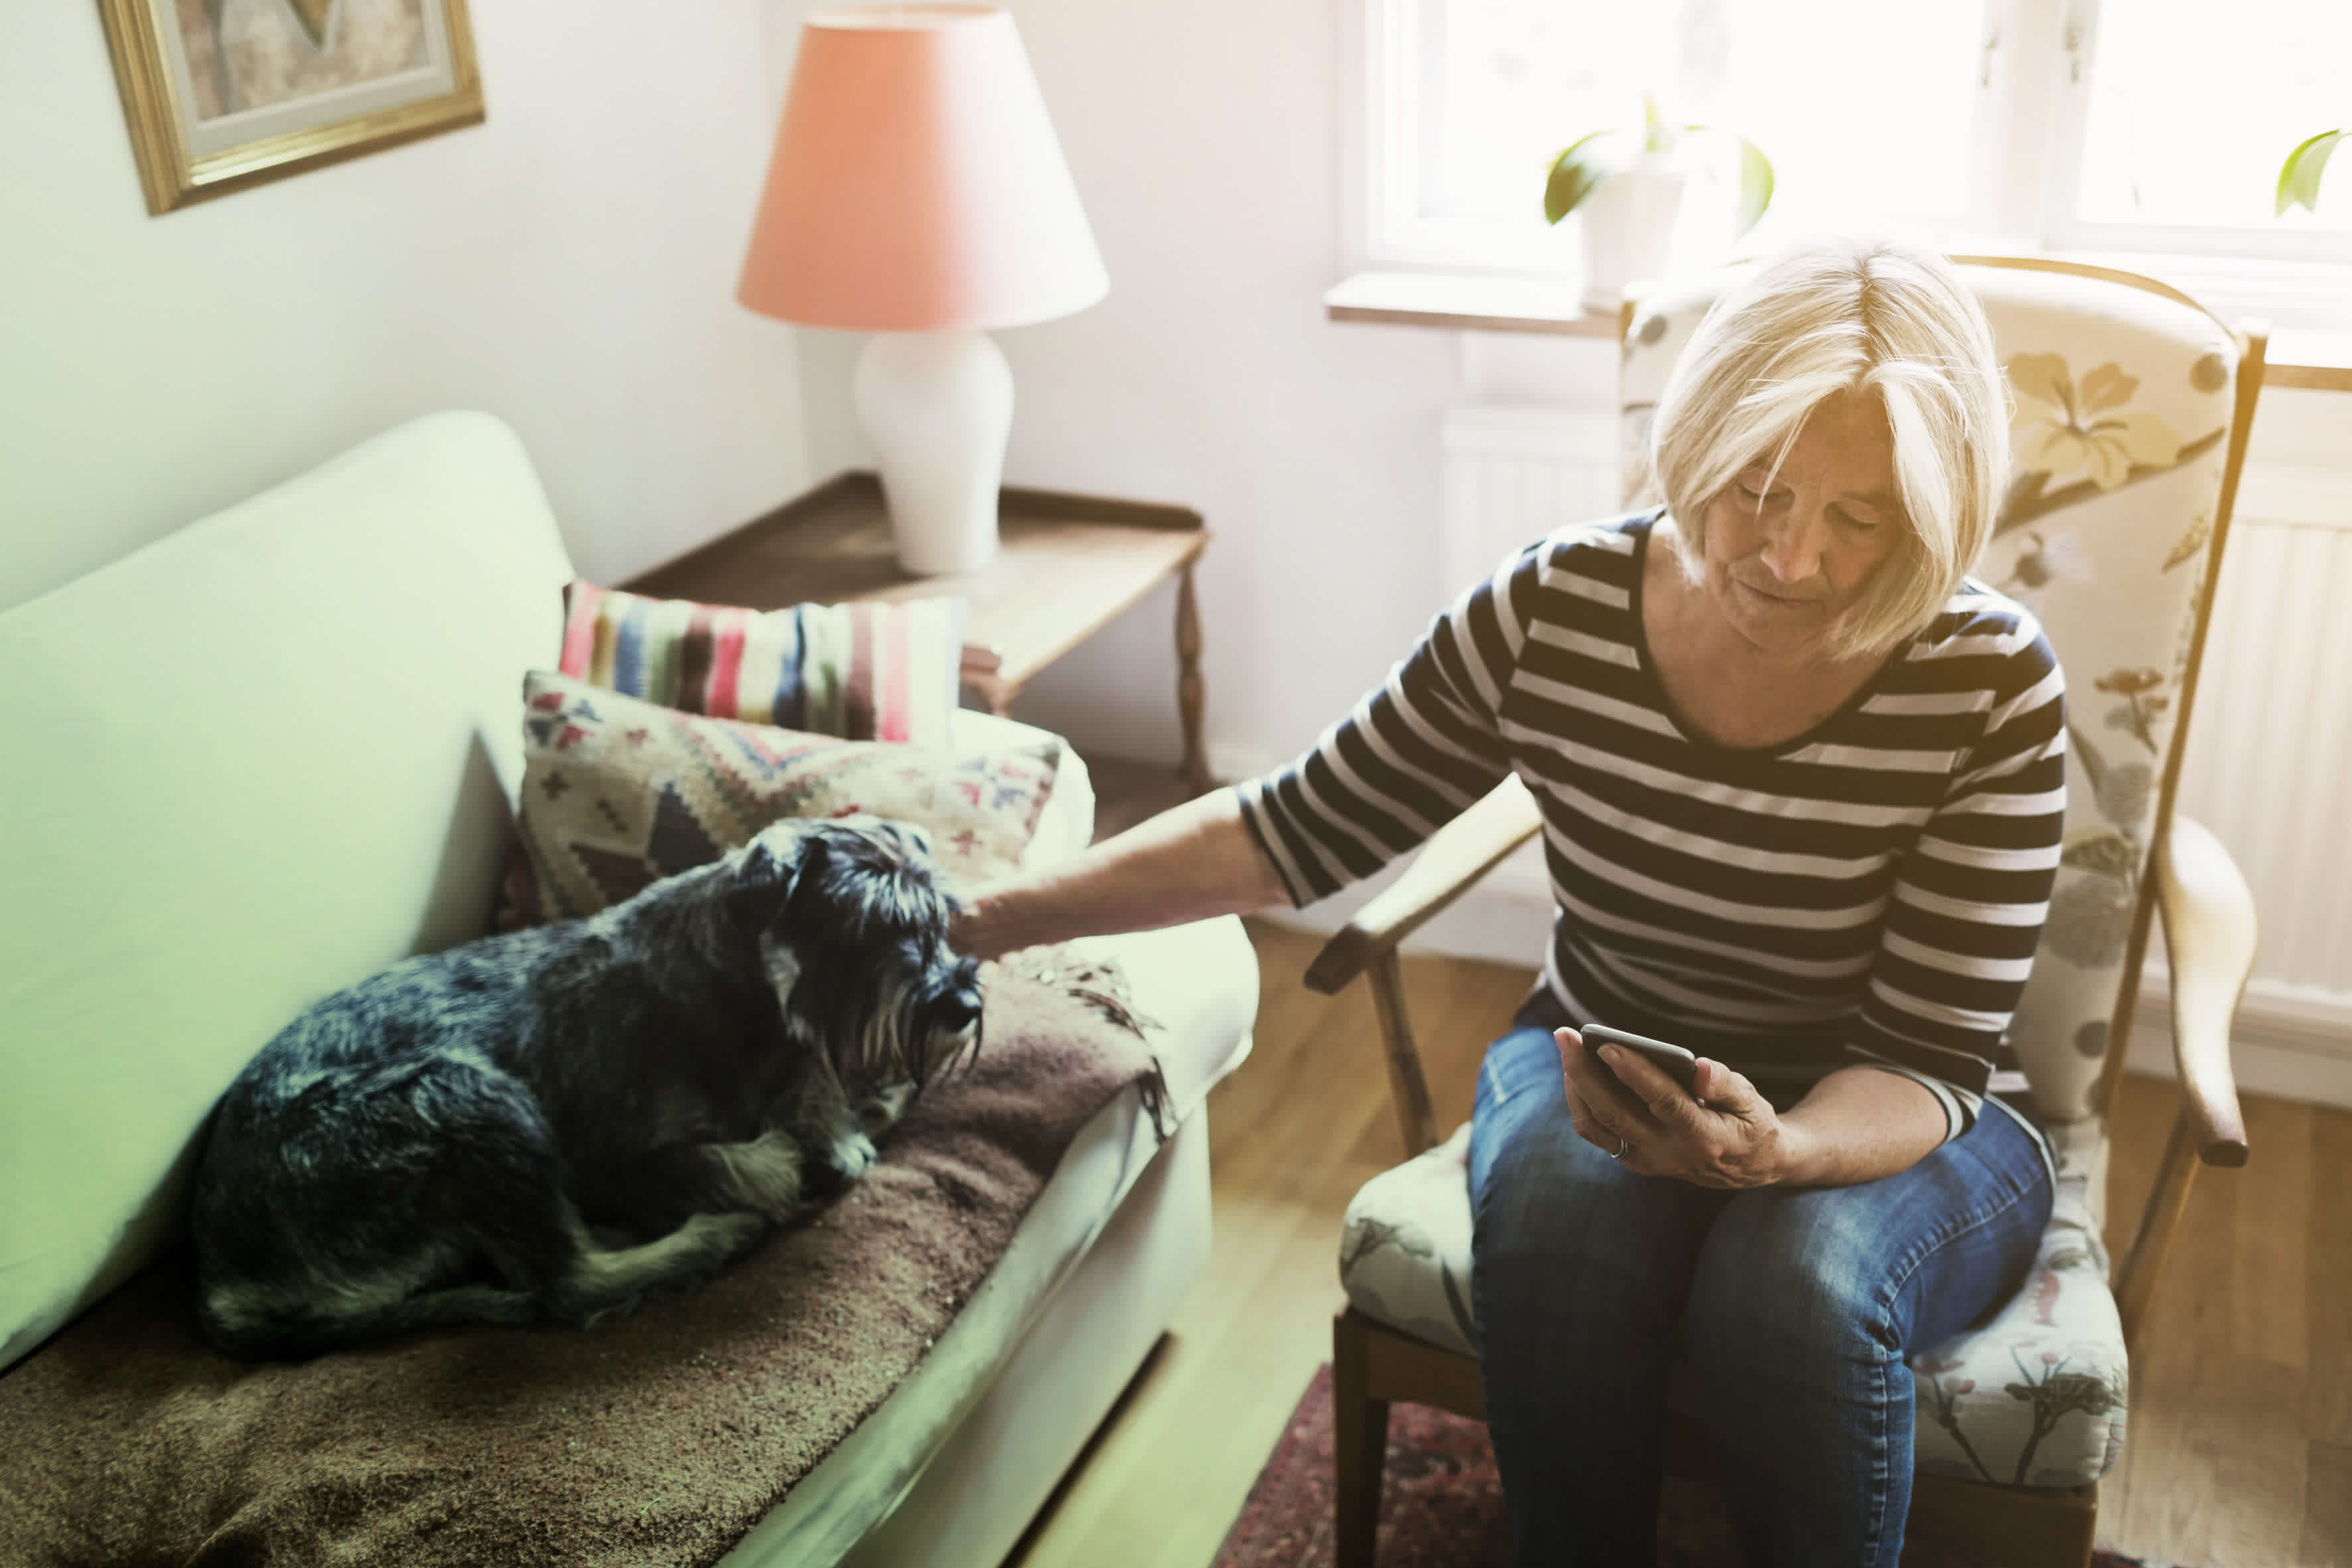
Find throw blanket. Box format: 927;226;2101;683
0;961;1166;1568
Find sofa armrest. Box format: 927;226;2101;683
2153;813;2254;1167
1304;777;1542;995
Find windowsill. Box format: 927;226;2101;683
1324;263;2352;393
1322;271;1619;337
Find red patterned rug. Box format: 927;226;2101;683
1209;1365;2191;1568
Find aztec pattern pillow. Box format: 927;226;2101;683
514;670;1059;922
560;580;967;746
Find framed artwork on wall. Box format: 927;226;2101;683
98;0;484;216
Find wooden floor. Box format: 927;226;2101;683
1006;921;2352;1568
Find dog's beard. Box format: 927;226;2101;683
854;971;982;1095
760;935;980;1170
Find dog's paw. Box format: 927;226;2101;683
857;1083;915;1138
713;1128;810;1221
693;1210;769;1257
827;1130;880;1182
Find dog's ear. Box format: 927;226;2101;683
727;832;820;936
826;813;931;862
870;819;934;860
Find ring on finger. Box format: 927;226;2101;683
1608;1133;1628;1160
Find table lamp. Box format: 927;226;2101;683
738;5;1109;576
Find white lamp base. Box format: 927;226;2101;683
852;329;1014;576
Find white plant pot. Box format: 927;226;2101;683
852;329;1014;577
1578;159;1687;314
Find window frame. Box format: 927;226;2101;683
2039;0;2352;265
1344;0;2352;327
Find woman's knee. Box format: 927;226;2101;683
1470;1042;1642;1267
1683;1193;1896;1383
1686;1117;2055;1383
1472;1101;1721;1343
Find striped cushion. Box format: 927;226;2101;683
560;581;967;745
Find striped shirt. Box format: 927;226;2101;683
1237;511;2067;1151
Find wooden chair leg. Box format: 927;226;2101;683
1906;1472;2099;1568
1332;1308;1391;1568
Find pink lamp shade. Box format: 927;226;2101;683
738;6;1109;333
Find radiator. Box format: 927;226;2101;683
2173;486;2352;1027
1438;406;2352;1100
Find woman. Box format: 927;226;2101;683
953;237;2063;1567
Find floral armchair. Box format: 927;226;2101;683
1312;258;2266;1567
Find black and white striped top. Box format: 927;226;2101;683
1237;512;2067;1149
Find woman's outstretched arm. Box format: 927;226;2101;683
951;788;1292;961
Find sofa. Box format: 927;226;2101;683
0;410;1259;1566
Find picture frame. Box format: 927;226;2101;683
98;0;484;216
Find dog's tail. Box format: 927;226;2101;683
199;1280;540;1362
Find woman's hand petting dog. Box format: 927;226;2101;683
1555;1027;1792;1189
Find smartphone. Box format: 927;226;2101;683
1580;1024;1701;1097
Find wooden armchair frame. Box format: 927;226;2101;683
1310;263;2268;1568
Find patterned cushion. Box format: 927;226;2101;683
1619;262;2244;1123
1338;1125;1479;1358
515;670;1060;921
1336;1117;2128;1487
560;580;967;746
1912;1116;2125;1488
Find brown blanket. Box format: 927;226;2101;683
0;964;1166;1567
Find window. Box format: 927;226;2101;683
1350;0;2352;319
2059;0;2352;254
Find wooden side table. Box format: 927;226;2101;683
625;471;1215;793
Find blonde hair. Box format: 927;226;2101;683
1648;238;2009;657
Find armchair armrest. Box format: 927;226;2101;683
2152;813;2254;1167
1304;776;1543;995
2114;813;2257;1349
1300;776;1541;1158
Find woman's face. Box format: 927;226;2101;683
1694;388;1905;660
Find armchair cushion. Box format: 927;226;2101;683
1911;1117;2126;1488
1336;1115;2126;1488
1338;1125;1478;1358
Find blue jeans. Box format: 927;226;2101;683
1468;1000;2051;1567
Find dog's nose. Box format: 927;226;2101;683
934;984;982;1034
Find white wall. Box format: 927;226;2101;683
1;1;809;613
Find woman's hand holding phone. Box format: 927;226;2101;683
1579;1025;1701;1095
1555;1025;1796;1190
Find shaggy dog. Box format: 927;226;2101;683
189;817;982;1360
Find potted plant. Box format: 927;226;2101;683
1543;94;1774;312
2277;129;2346;215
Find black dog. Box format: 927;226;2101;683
189;817;982;1360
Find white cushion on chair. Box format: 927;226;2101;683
1911;1115;2126;1489
1338;1124;1479;1358
1336;1115;2126;1488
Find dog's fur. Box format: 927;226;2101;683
189;817;982;1360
